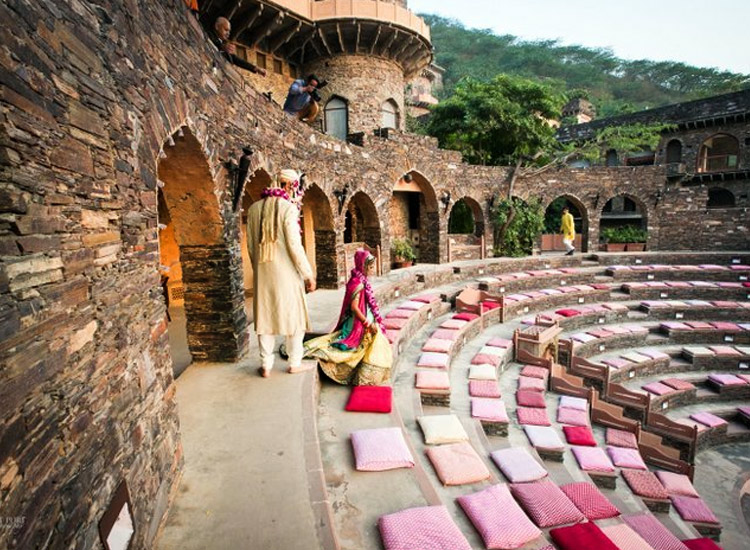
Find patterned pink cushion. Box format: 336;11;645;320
520;365;549;379
642;382;675;396
386;308;415;319
440;319;468;330
572;446;615;472
470;398;509;422
662;378;696;391
383;317;408;330
516;407;550;426
601;524;658;550
422;338;453;353
491;447;548;483
560;482;620;520
415;371;450;390
378;505;472;550
607;446;647;470
469;380;501;398
471;353;501;367
486;337;512;348
516;389;546;408
510;478;586;528
708;373;746;386
606;428;639;449
690;412;728;428
351;427;415;471
671;496;719;524
656;471;700;498
457;484;542;550
518;376;546;392
431;329;460;341
623;513;689;550
417;352;449;369
622;470;669;500
557;407;589;427
425;441;490;486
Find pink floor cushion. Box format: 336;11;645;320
417;352;450;369
469;363;497;381
386;308;416;319
506;293;530;302
469;380;501;398
606;325;632;335
457;484;542;550
510;478;586;528
661;321;691;330
572;446;615;472
623;513;690;550
685;321;714;329
607;446;647;470
523;425;565;452
589;328;614;338
518;376;546;392
378;505;472;550
656;471;700;498
665;281;692;288
432;328;460;341
642;300;668;308
682;538;724;550
738;375;750;384
601;524;659;550
662;378;696;391
671;495;720;524
426;441;491;486
606;428;639;449
563;425;597;446
413;293;440;304
571;332;598;343
557;406;590;427
622;351;651;364
711;300;738;307
486;337;513;348
516;389;547;408
642;382;676;396
711;321;740;331
739;406;750;419
351;427;415;471
478;345;507;357
690;412;728;428
440;318;468;330
559;395;588;411
603;357;633;369
622;469;669;500
560;481;620;520
383;317;408;330
708;373;746;386
520;365;549;379
416;371;450;390
345;385;392;413
491;447;548;483
471;398;509;422
471;353;501;367
639;349;671;360
422;338;453;353
453;312;480;321
708;345;741;356
401;300;428;311
418;414;469;445
556;308;582;317
516;406;551;426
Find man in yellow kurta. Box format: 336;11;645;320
560;206;576;256
246;170;315;377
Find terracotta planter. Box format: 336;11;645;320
605;243;627;252
393;259;413;269
626;242;646;252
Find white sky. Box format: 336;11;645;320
408;0;750;74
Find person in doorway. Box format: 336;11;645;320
304;249;392;386
212;17;267;76
560;206;576;256
246;169;315;377
283;74;323;123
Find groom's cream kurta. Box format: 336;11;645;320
246;197;313;335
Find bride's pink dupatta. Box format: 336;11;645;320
333;249;384;349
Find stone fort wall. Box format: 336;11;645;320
0;0;748;548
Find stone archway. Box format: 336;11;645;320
389;170;440;264
157;126;247;364
343;191;382;266
542;195;589;253
301;183;338;289
599;193;649;249
448;196;486;260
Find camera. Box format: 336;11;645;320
310;79;328;103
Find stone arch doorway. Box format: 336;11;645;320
301;184;338;288
448;197;486;260
389;170;440;265
157;126;247;367
239;169;273;304
542;195;589;253
600;193;649;249
344;191;382;266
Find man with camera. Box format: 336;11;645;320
283;74;327;123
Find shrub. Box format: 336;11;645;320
391;238;416;261
601;225;647;243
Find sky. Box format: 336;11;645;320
408;0;750;75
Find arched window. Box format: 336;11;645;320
381;99;400;129
324;97;348;140
707;187;735;208
666;139;682;164
605;149;619;167
698;134;739;173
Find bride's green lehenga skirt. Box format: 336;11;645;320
304;328;393;386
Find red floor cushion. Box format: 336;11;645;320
345;385;392;413
682;538;724;550
556;308;581;317
453;312;479;321
549;519;617;550
563;425;596;446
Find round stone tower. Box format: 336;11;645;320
202;0;432;136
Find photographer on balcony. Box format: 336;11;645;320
283;74;325;124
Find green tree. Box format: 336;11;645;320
448;199;475;234
492;198;545;256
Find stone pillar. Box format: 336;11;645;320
420;210;441;264
314;230;339;288
180;245;248;362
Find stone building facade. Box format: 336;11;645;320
0;1;749;549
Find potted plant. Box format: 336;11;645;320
624;227;648;251
601;226;647;252
391;238;416;268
